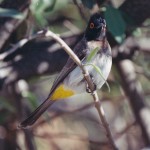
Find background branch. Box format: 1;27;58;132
0;0;30;50
115;59;150;146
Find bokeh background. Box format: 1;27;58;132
0;0;150;150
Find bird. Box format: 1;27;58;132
20;13;112;128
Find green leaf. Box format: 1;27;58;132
84;63;110;92
87;47;99;62
104;5;126;43
0;8;24;19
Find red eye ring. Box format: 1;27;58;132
90;22;94;29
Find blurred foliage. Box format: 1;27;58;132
81;0;96;9
22;91;39;110
30;0;57;26
0;97;15;112
0;8;24;19
30;0;83;31
0;97;15;123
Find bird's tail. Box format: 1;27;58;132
19;98;54;128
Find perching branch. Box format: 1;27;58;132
42;29;118;150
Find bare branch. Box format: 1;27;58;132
0;32;42;60
42;29;118;150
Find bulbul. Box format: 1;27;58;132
20;13;112;128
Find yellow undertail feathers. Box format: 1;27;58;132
51;84;75;100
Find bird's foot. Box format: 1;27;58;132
86;82;96;93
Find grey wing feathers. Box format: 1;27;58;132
19;38;87;128
19;98;54;128
48;38;87;96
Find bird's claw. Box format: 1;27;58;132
86;83;96;93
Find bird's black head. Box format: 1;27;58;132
85;13;106;41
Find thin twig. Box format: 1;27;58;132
0;31;43;60
43;29;118;149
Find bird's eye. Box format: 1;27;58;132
90;22;94;29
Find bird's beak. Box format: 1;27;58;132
101;24;106;32
97;23;106;29
98;24;106;40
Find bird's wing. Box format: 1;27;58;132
48;37;87;97
19;38;87;128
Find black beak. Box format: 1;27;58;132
97;22;106;29
99;23;106;39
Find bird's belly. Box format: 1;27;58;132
63;66;86;93
91;54;112;89
63;54;112;93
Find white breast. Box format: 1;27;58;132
63;41;112;93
